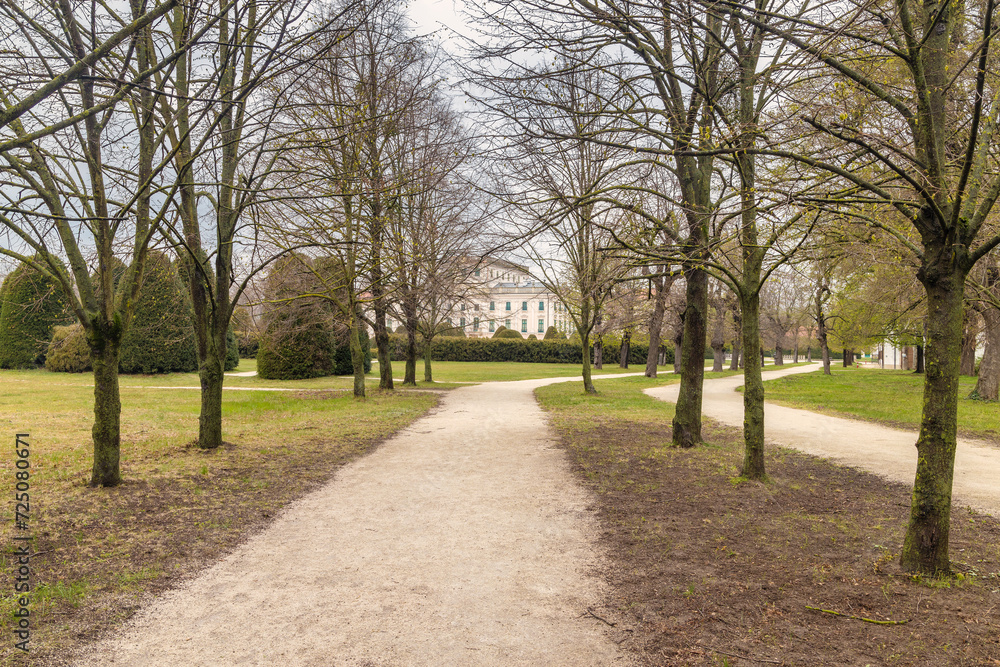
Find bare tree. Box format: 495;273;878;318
730;0;1000;572
0;0;192;485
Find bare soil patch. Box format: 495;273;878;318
551;417;1000;666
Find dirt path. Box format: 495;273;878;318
75;375;637;666
645;363;1000;516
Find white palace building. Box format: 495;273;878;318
388;259;574;338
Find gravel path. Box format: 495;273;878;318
75;375;636;666
645;363;1000;516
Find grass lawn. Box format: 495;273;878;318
536;375;1000;665
405;360;672;384
761;367;1000;443
0;367;437;665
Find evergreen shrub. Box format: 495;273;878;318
256;254;364;380
45;324;91;373
119;252;198;374
0;261;70;368
494;328;523;339
543;326;564;340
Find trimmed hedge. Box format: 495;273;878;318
45;324;91;373
493;328;523;339
225;328;239;371
119;252;199;374
256;254;368;380
386;333;672;365
332;325;372;375
258;319;335;380
236;334;259;359
543;326;564;340
0;261;70;368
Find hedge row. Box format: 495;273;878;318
385;333;673;365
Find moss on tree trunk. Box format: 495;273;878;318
740;290;765;480
901;269;965;575
580;329;596;394
197;333;225;449
672;265;707;448
350;313;366;398
423;337;433;383
90;338;122;487
645;274;668;377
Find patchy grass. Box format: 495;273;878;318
0;369;436;665
761;367;1000;444
537;375;1000;666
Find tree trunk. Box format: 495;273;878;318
915;344;925;374
619;328;631;368
594;338;603;369
402;301;418;386
712;343;724;372
960;312;977;376
729;308;742;371
349;311;366;398
974;307;1000;400
901;269;965;575
774;345;784;366
645;272;669;377
672;266;708;448
794;343;799;363
843;349;849;367
711;299;726;372
740;289;765;480
374;302;393;390
423;336;433;383
581;329;596;394
197;329;225;449
673;340;683;373
89;337;122;487
806;346;812;362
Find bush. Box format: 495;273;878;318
385;333;672;365
494;328;523;339
435;321;466;338
118;252;199;374
237;334;259;359
543;326;565;340
332;325;372;375
225;328;239;371
255;254;363;380
0;261;70;368
45;324;91;373
527;334;538;340
232;306;259;359
258;319;336;380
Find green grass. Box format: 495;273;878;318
761;367;1000;441
535;369;745;426
409;360;671;383
0;365;439;663
17;357;664;392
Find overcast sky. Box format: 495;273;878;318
406;0;473;44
